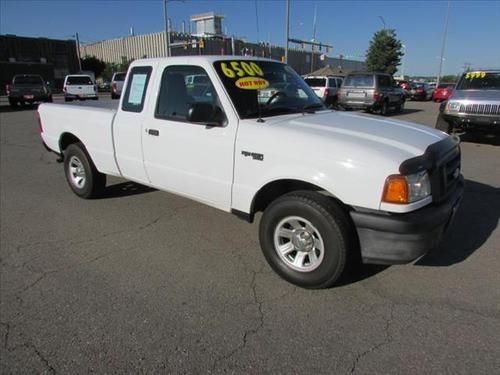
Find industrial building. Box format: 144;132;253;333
0;34;80;93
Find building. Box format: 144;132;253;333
190;12;224;37
0;34;80;92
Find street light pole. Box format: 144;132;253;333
437;1;451;86
284;0;290;63
163;0;170;57
401;44;406;78
378;16;386;29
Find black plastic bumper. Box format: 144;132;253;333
350;177;464;264
443;113;500;128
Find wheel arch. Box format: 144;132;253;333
59;132;82;154
237;178;345;223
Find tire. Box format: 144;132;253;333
259;191;354;289
380;100;389;116
63;143;106;199
111;93;117;100
46;96;53;103
64;97;72;102
435;113;453;134
396;100;405;113
8;99;17;108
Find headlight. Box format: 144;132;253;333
445;101;460;113
382;171;431;204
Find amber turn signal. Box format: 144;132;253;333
382;175;408;204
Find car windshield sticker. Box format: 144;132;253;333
219;61;269;90
465;71;486;80
128;73;147;104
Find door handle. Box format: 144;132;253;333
148;129;159;136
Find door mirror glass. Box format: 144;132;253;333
187;102;223;126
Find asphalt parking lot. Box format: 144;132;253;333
1;97;499;374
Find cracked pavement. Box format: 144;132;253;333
1;99;500;374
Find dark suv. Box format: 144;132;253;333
338;72;405;115
6;74;52;107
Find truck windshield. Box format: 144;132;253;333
456;72;500;90
213;60;324;119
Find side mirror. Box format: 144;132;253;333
187;102;224;126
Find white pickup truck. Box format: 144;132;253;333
38;56;464;288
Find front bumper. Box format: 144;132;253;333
350;176;464;264
443;113;500;128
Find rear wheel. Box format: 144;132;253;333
259;191;354;289
64;143;106;199
8;99;17;108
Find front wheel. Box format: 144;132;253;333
64;143;106;199
259;191;354;289
380;100;389;116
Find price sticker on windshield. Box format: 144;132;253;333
219;61;269;90
465;71;486;80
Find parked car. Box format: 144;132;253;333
63;75;98;102
6;74;52;107
436;69;500;133
432;83;455;102
397;80;412;98
38;56;463;289
304;75;344;106
98;81;111;92
410;82;433;101
111;72;126;99
338;72;405;115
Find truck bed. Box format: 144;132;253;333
38;103;120;176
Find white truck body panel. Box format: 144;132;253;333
39;56;447;214
38;104;119;176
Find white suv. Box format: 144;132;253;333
63;75;98;102
304;75;343;106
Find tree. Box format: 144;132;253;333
365;29;404;75
80;56;106;78
441;74;459;83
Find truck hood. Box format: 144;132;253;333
450;89;500;101
266;110;446;157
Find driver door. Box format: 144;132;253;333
141;64;237;211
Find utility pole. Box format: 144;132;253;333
437;1;451;86
163;0;170;57
75;32;82;71
310;5;317;73
284;0;290;63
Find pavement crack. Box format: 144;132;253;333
211;267;266;372
0;321;12;349
349;303;395;374
23;342;57;374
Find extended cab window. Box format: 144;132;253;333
156;65;224;124
122;66;152;113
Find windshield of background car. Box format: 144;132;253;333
213;60;324;119
343;74;374;87
66;76;93;85
456;72;500;90
114;73;126;81
13;76;43;85
304;78;327;87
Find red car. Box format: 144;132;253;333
432;83;455;102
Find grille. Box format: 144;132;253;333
459;103;500;115
430;145;461;203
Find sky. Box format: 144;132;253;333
1;0;499;76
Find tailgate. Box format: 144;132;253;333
66;84;95;96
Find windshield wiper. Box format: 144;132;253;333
302;103;326;114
